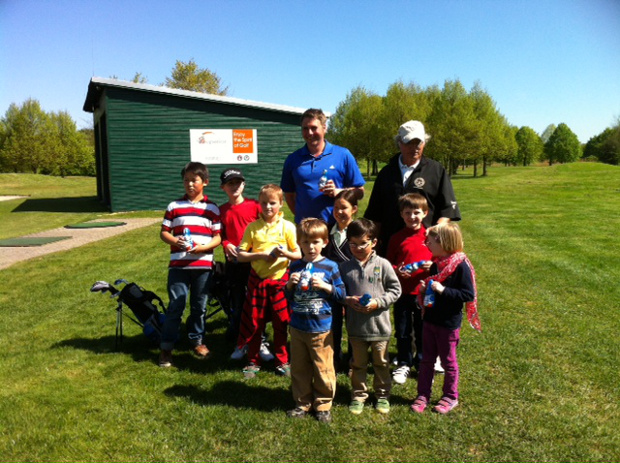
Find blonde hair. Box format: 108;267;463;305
297;218;329;242
259;183;283;203
426;222;463;254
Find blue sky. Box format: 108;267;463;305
1;0;619;143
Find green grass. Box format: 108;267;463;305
1;164;619;462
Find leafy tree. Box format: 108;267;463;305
0;100;94;175
49;111;95;176
132;72;148;84
544;123;581;165
0;99;53;173
515;126;544;166
427;79;477;175
540;124;556;144
584;121;620;165
164;59;228;95
328;86;387;175
469;82;515;176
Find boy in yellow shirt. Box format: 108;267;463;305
236;184;301;378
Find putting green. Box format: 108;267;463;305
65;221;126;229
0;236;72;247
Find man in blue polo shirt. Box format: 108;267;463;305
281;108;365;225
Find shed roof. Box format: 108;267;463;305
83;77;311;116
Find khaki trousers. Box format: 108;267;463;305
289;327;336;412
349;337;391;402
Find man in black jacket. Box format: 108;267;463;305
364;120;461;256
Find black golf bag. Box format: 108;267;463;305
91;279;166;347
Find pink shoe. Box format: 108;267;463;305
410;396;428;413
433;397;459;414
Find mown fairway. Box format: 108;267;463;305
0;163;618;462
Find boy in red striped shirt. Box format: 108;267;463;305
158;162;221;368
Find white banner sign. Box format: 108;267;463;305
189;129;258;164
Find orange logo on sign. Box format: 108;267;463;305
233;129;254;154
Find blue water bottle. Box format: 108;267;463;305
183;227;194;250
403;260;426;272
318;169;328;190
423;280;435;309
298;263;313;291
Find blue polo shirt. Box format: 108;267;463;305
280;141;365;224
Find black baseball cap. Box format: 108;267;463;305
220;168;245;185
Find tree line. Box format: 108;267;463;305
328;79;619;177
1;63;618;177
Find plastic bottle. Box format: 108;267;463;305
318;169;328;190
359;293;371;306
403;260;427;272
298;263;313;291
183;227;194;250
423;280;435;308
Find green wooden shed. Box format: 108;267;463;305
83;77;308;211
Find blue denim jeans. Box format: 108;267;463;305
160;268;211;351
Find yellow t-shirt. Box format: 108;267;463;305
238;212;299;279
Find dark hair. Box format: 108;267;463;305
181;162;209;181
334;189;359;208
347;218;378;241
301;108;327;127
398;193;428;212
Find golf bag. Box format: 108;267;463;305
90;279;166;347
204;261;234;329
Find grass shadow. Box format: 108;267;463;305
165;381;291;411
12;196;108;213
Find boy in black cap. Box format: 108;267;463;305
219;168;274;361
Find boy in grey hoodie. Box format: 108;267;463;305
340;219;401;414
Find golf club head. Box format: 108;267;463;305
91;280;119;297
91;281;112;293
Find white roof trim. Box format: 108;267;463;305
88;77;312;116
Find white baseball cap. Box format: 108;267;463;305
397;120;426;144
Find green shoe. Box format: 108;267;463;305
349;400;364;415
376;398;390;414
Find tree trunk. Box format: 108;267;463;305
482;157;488;176
473;161;478;178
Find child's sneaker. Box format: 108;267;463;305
410;396;428;414
433;397;458;414
434;357;445;373
392;365;410;385
315;410;332;423
259;342;275;362
230;344;248;360
275;363;291;377
192;344;210;358
349;400;364;415
243;363;260;379
286;407;308;419
158;349;173;368
376;398;390;414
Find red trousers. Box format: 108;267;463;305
237;269;290;366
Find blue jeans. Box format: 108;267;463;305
160;268;211;351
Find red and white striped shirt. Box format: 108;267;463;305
162;195;221;269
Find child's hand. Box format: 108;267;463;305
396;263;412;279
431;281;445;294
311;274;328;292
346;295;375;313
289;272;301;286
268;245;284;260
225;243;238;260
421;260;433;271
